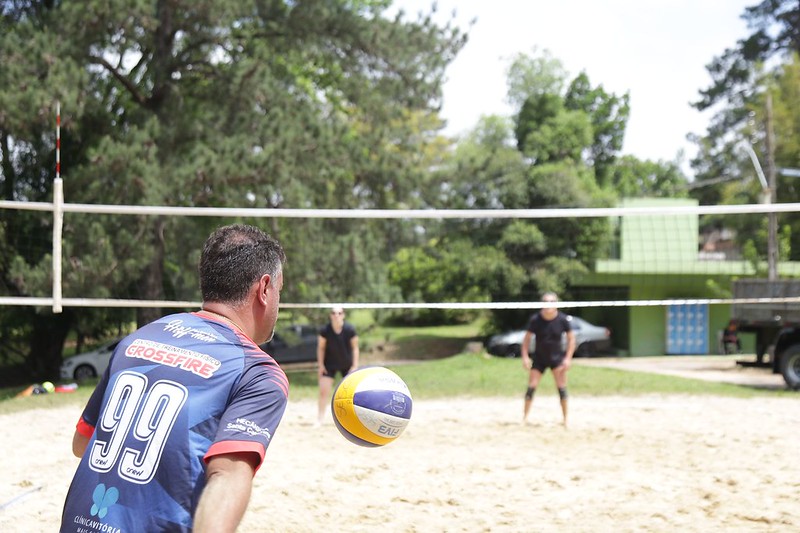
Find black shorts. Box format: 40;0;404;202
322;363;352;379
531;354;565;373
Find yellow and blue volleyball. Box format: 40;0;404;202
331;367;413;447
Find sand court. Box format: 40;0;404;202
2;392;798;532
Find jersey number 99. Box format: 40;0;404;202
89;371;188;484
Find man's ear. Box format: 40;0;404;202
258;274;271;304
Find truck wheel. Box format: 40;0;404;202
780;345;800;390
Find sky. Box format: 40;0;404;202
392;0;755;176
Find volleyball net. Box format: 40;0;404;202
2;178;800;315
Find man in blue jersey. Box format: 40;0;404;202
520;292;575;427
61;224;289;532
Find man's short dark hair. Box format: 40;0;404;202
199;224;285;306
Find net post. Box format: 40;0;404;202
52;102;63;313
53;178;64;313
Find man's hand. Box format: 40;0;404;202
521;356;532;370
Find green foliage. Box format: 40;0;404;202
529;256;589;297
421;48;637;333
694;0;800;115
518;107;592;163
780;223;792;259
499;221;547;266
742;239;761;274
430;116;527;211
606;155;688;198
691;3;800;265
564;72;630;182
0;0;468;371
767;56;800;260
704;278;732;299
505;47;567;108
691;53;800;263
386;239;526;325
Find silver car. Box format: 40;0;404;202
486;316;611;358
60;337;122;381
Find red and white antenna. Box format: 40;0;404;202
56;101;61;179
53;101;63;313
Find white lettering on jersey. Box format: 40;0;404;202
164;319;219;342
125;339;221;378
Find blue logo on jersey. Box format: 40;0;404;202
91;483;119;519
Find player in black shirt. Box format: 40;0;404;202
316;306;360;426
520;292;576;426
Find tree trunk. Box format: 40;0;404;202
28;309;74;381
136;217;166;327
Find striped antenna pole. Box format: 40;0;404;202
53;101;64;313
56;101;61;179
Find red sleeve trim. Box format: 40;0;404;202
76;417;95;438
204;440;266;473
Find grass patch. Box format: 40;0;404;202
360;321;484;344
281;352;779;401
0;350;797;414
358;320;485;361
0;381;95;415
391;353;774;399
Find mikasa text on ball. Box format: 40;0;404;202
331;367;413;447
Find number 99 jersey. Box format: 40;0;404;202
60;312;289;532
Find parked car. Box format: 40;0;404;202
260;324;319;364
485;316;611;358
60;323;319;381
60;337;122;381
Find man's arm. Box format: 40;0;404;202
193;452;259;533
350;335;360;371
563;330;576;368
316;335;326;376
72;430;90;457
520;331;533;370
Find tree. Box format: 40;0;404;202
505;47;567;109
564;72;630;183
694;1;800;134
691;52;800;263
0;0;467;380
0;0;91;379
393;50;625;332
516;95;593;163
606;156;687;198
386;238;527;325
690;2;800;265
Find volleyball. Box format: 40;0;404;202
331;367;413;447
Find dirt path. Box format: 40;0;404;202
574;355;786;390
